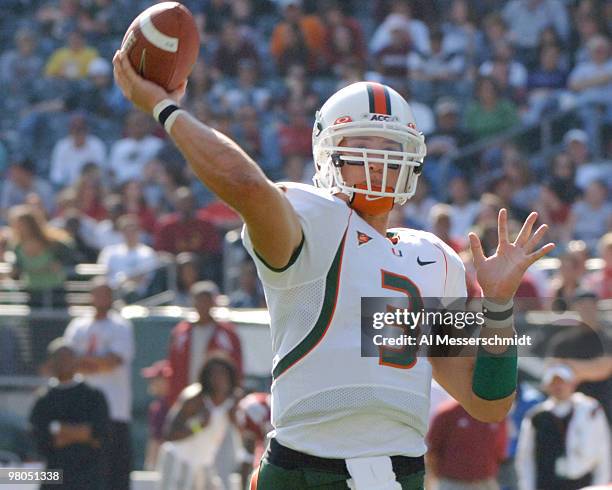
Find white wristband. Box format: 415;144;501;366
482;298;514;329
164;109;185;133
152;98;176;122
482;298;514;312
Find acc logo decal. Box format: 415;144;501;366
370;114;399;122
391;248;403;257
334;116;353;124
407;122;417;130
357;231;373;246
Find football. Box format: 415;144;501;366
120;2;200;92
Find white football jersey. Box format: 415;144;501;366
241;183;467;458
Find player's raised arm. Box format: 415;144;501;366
431;209;555;422
112;51;302;269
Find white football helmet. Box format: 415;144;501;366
312;81;426;205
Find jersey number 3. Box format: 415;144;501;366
379;270;423;369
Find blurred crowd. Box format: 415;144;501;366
0;0;609;306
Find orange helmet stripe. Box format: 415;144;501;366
367;82;391;115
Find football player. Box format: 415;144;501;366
113;51;555;489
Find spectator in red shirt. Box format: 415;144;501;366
121;180;157;237
277;99;313;160
166;281;242;406
154;187;222;282
74;175;107;222
213;20;260;78
141;359;172;470
154;186;221;257
515;272;543;312
373;20;414;79
430;204;465;253
534;180;572;245
197;198;242;232
120;180;157;238
173;252;203;307
321;0;366;71
427;400;507;490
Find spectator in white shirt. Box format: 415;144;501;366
479;41;528;101
108;111;164;185
0;27;43;89
97;214;158;297
568;35;612;156
408;30;467;104
516;363;610;490
502;0;569;61
573;13;603;65
50;113;106;188
403;177;438;231
568;180;612;254
63;277;134;490
0;159;54;223
93;195;125;250
369;2;430;56
448;175;481;240
441;0;481;61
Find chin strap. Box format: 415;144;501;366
349;184;394;215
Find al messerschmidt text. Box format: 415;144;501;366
372;334;532;347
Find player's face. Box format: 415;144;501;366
91;284;113;312
193;293;215;318
545;376;575;401
121;222;140;243
50;347;77;380
209;364;233;397
338;136;402;190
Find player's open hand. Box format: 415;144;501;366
468;209;555;302
112;50;187;114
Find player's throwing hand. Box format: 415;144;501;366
112;50;187;114
468;209;555;302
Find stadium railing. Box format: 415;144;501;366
0;252;178;307
435;104;593;201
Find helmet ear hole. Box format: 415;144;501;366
314;122;323;137
331;153;343;167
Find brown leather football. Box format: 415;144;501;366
121;2;200;92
